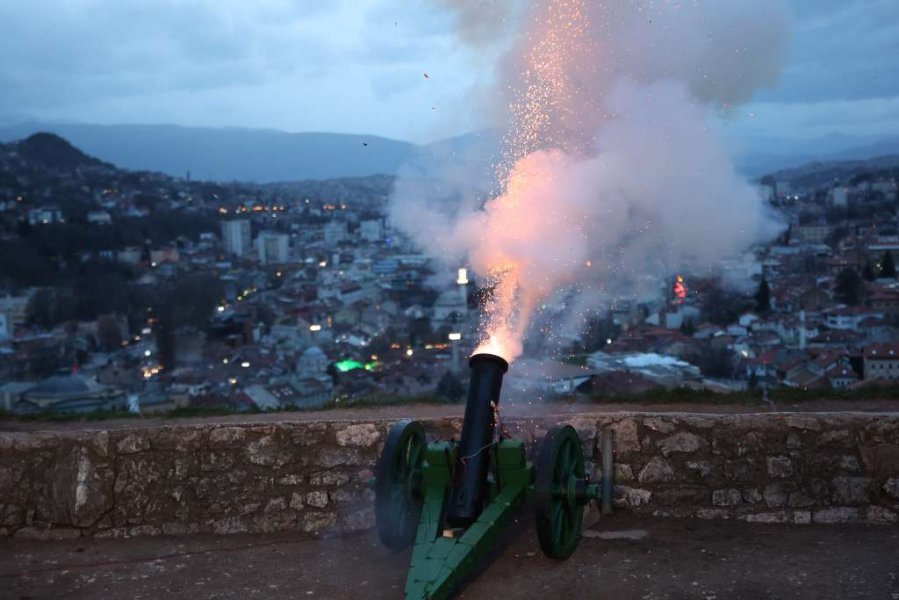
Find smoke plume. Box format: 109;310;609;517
390;0;791;362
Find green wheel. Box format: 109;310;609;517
535;425;586;560
375;419;427;551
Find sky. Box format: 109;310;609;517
1;0;897;145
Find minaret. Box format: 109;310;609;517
799;310;807;350
456;268;469;314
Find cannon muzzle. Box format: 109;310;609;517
445;352;508;526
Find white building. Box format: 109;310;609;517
359;219;383;242
832;187;849;207
87;210;113;225
255;231;290;265
27;207;63;225
0;294;29;336
323;221;347;244
221;219;252;258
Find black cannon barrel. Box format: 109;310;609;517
446;352;509;527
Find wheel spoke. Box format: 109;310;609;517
552;503;564;542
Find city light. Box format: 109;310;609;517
406;348;414;357
448;332;462;341
144;350;151;357
310;324;322;332
456;268;469;285
240;361;250;368
217;306;225;312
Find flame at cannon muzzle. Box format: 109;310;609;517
446;352;509;527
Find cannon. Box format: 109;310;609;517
374;353;614;599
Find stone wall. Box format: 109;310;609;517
0;412;897;540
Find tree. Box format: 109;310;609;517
835;268;865;306
863;260;877;282
754;278;771;313
436;371;465;402
881;251;896;279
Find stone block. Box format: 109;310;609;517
638;457;675;483
686;461;712;478
786;416;820;431
614;486;652;508
743;488;762;504
787;491;815;508
611;419;640;454
306;491;329;508
336;424;380;448
290;492;304;510
316;447;361;468
865;506;898;524
657;432;706;456
246;435;288;468
642;417;675;434
860;445;899;476
883;477;899;500
818;430;850;447
302;511;337;532
725;458;760;483
695;508;730;520
763;483;789;508
742;511;789;524
792;511;812;524
614;463;634;482
309;471;351;487
116;434;150;454
209;427;247;448
830;477;871;506
812;507;859;524
712;489;742;507
838;455;861;473
766;456;793;479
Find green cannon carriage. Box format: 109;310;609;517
374;353;614;599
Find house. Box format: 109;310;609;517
825;306;883;330
863;343;899;381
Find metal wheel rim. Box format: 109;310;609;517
375;419;426;551
536;425;585;560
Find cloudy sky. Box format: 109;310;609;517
1;0;897;144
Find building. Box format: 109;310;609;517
87;210;112;225
863;343;899;381
323;221;347;244
359;219;383;242
221;219;252;258
255;231;290;265
14;374;127;414
27;206;63;225
0;294;29;337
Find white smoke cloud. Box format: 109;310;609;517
390;0;791;361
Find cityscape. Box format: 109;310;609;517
1;131;898;417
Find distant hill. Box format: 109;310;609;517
12;132;110;171
763;155;899;190
732;132;899;178
0;122;416;183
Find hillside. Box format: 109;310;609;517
763;155;899;191
0;132;112;173
0;122;416;183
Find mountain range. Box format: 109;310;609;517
1;120;898;183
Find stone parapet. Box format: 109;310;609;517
0;412;897;540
